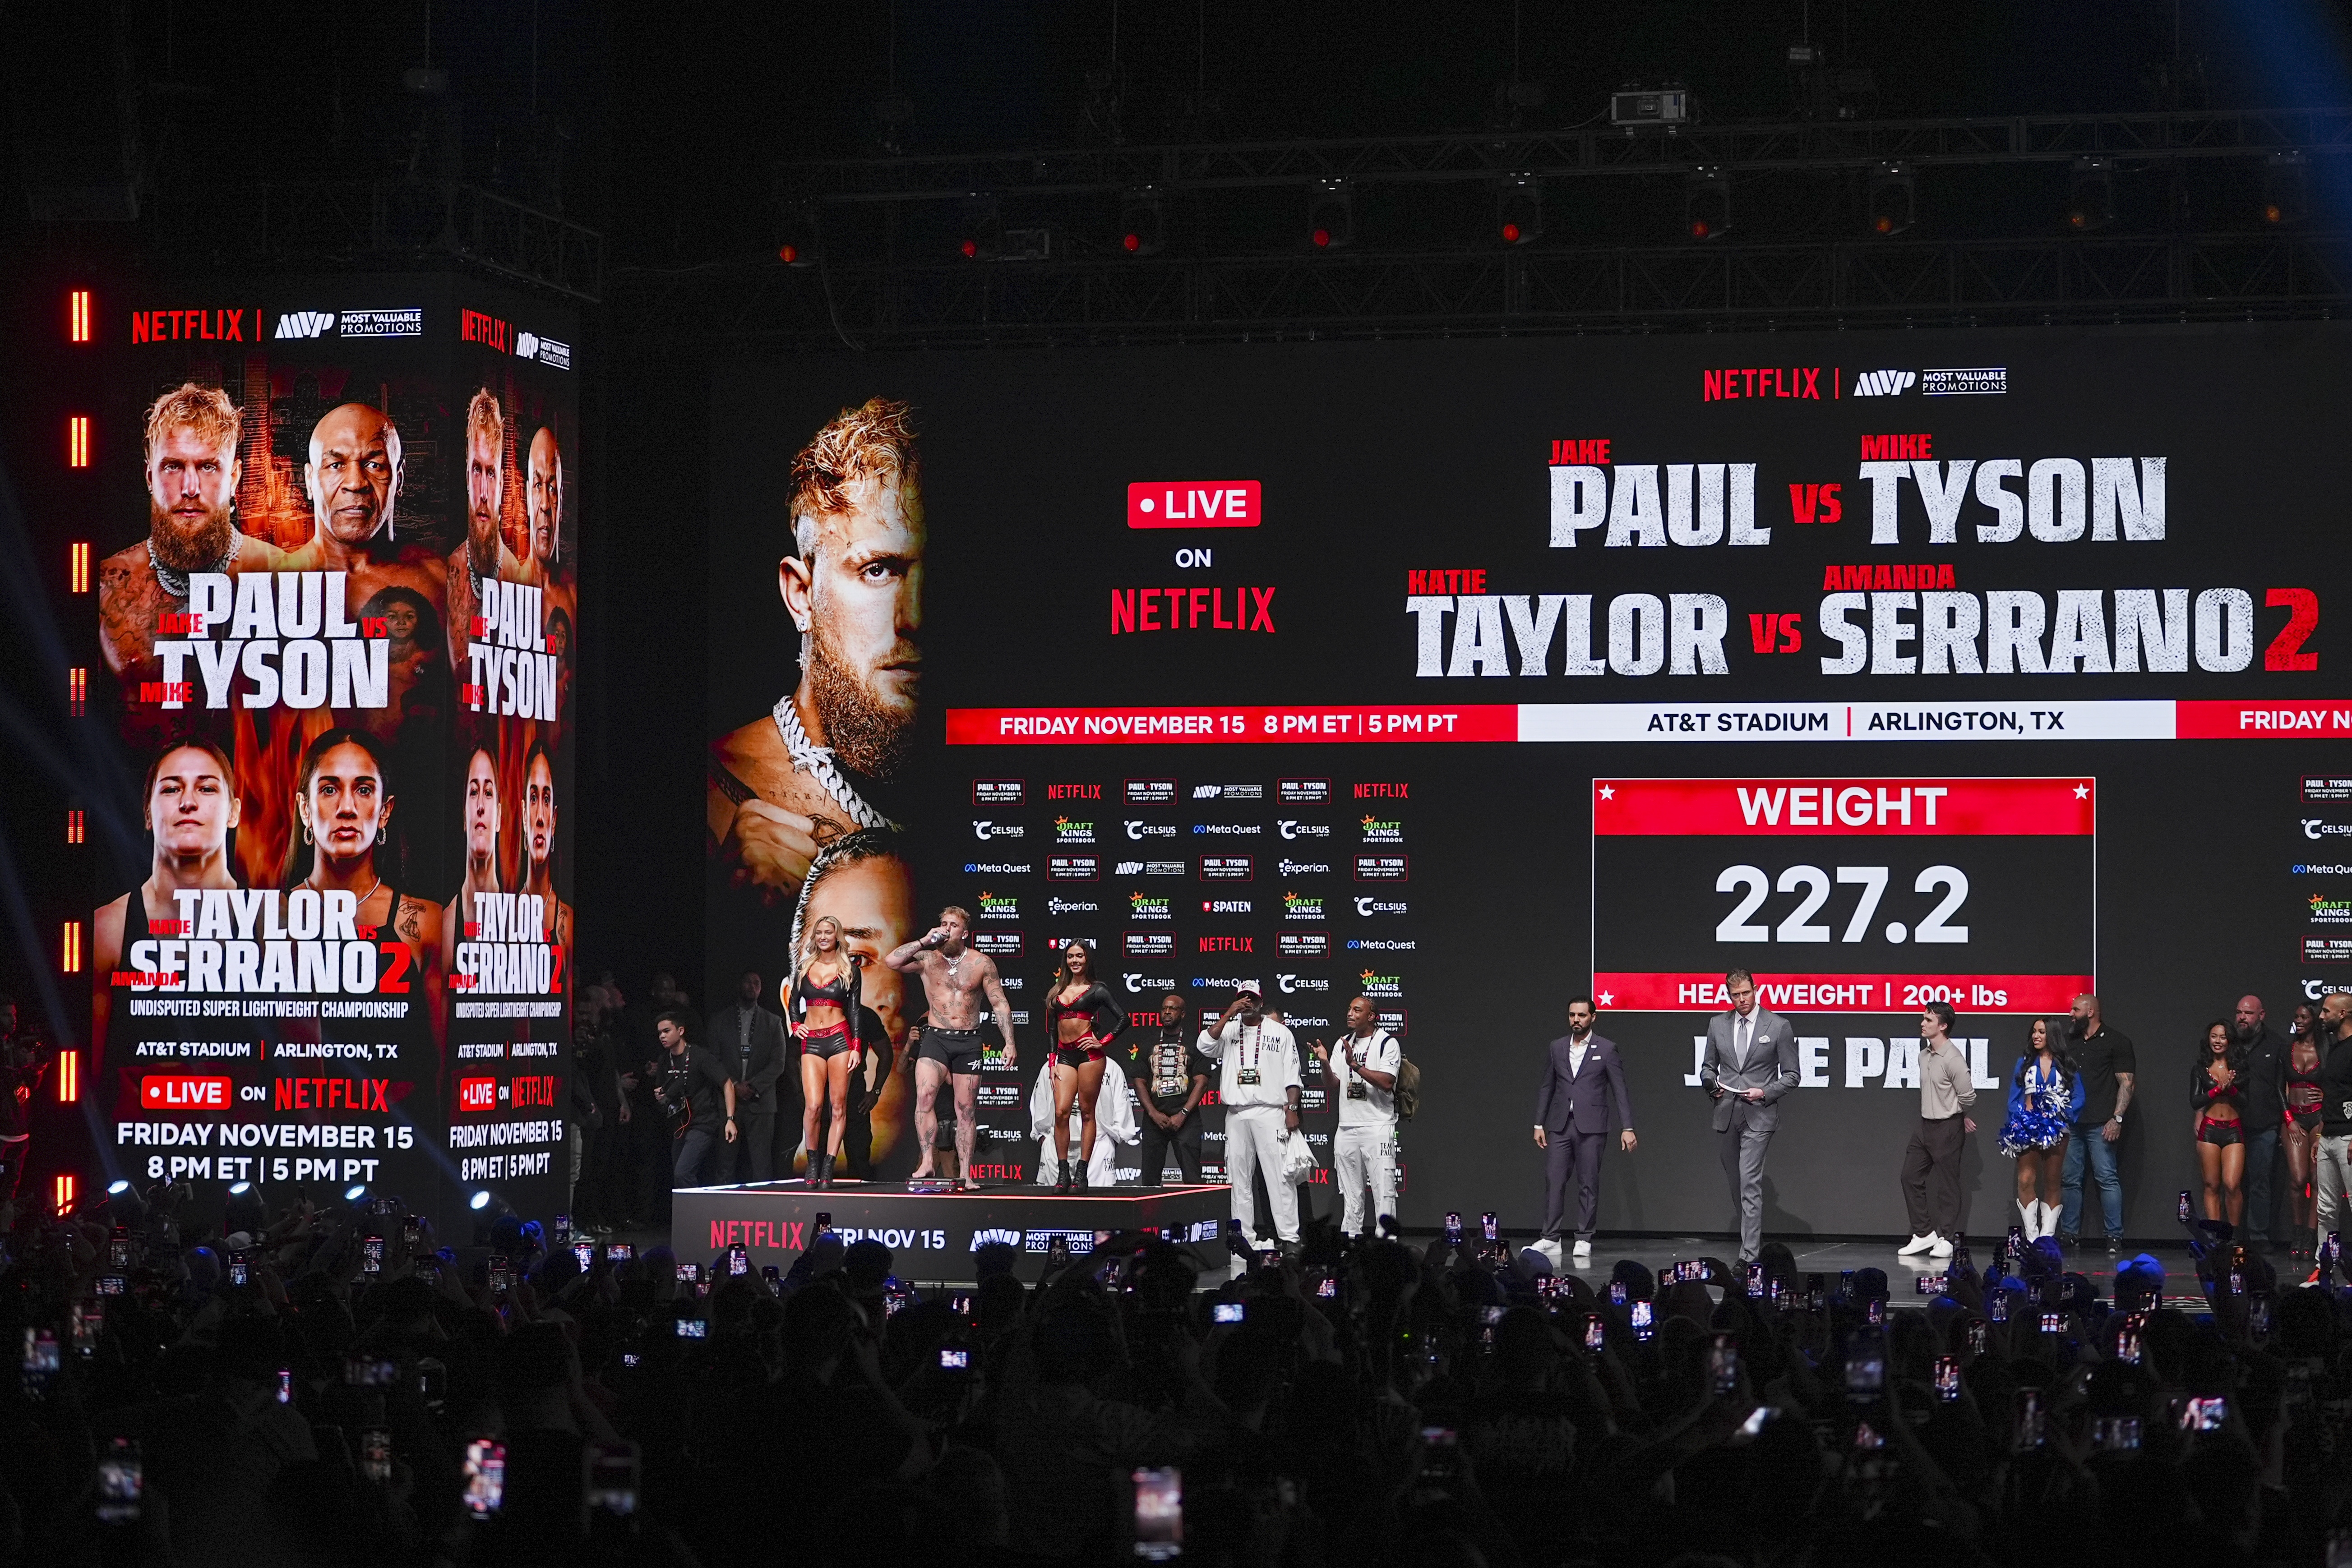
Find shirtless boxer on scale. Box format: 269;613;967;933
886;906;1015;1192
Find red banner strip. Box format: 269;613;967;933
2176;700;2352;739
1592;776;2093;836
945;706;1519;745
1592;971;2093;1014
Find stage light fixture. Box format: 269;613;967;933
1610;85;1692;129
2264;150;2308;225
344;1183;369;1204
1867;161;1915;236
1684;167;1732;240
1308;180;1353;249
108;1179;131;1195
1497;176;1544;246
1118;186;1165;255
470;1189;494;1211
2066;157;2114;232
228;1181;252;1194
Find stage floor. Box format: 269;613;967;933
671;1178;1230;1283
1524;1235;2219;1310
653;1185;2223;1306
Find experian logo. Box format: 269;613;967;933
1850;369;1917;397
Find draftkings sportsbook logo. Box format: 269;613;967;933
1359;817;1404;844
1283;893;1326;921
1128;894;1173;921
1358;971;1403;998
977;893;1020;920
2310;895;2352;926
1054;817;1097;844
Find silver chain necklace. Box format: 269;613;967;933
771;695;896;831
148;530;239;601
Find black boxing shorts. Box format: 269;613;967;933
919;1026;989;1075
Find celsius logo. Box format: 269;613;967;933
973;820;1025;840
1360;818;1403;842
1282;893;1325;920
977;893;1019;919
1047;898;1099;915
2306;980;2352;998
1276;974;1330;994
1850;369;1918;397
1054;818;1096;842
1201;899;1253;914
2305;820;2352;839
1279;859;1331;876
1123;973;1177;993
1279;821;1330;839
970;1227;1023;1250
274;309;336;339
1354;897;1409;916
1126;821;1176;839
1358;971;1403;997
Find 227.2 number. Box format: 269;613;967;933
1714;863;1969;946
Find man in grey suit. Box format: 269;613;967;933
711;970;791;1182
1699;969;1801;1264
1532;997;1636;1264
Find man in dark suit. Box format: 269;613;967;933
1699;969;1802;1264
1532;996;1636;1264
710;970;790;1182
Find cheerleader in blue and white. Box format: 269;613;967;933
2001;1016;2082;1240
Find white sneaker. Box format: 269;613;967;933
1929;1233;1954;1258
1897;1233;1937;1256
1572;1237;1593;1260
1532;1237;1564;1268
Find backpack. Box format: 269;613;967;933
1393;1055;1421;1121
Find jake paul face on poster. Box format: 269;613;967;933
707;397;927;905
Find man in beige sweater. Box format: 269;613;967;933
1897;1000;1978;1260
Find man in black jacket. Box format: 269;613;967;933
2233;993;2288;1246
2315;992;2352;1246
1532;996;1636;1264
712;970;791;1183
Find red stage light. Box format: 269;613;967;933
56;1050;78;1102
66;807;84;844
1689;219;1711;240
61;919;83;973
1501;221;1522;244
68;415;90;468
67;668;87;716
54;1174;76;1217
68;289;92;343
1311;227;1331;248
1123;232;1141;253
960;238;980;259
777;242;800;263
70;541;90;593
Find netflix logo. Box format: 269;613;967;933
460;308;512;352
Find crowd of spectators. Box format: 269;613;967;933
0;1158;2345;1568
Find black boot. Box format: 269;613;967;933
1072;1158;1089;1191
1054;1157;1072;1194
813;1150;833;1190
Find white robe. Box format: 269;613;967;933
1028;1061;1140;1186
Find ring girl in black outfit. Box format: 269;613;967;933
790;915;862;1190
2190;1018;2248;1227
1045;939;1126;1192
